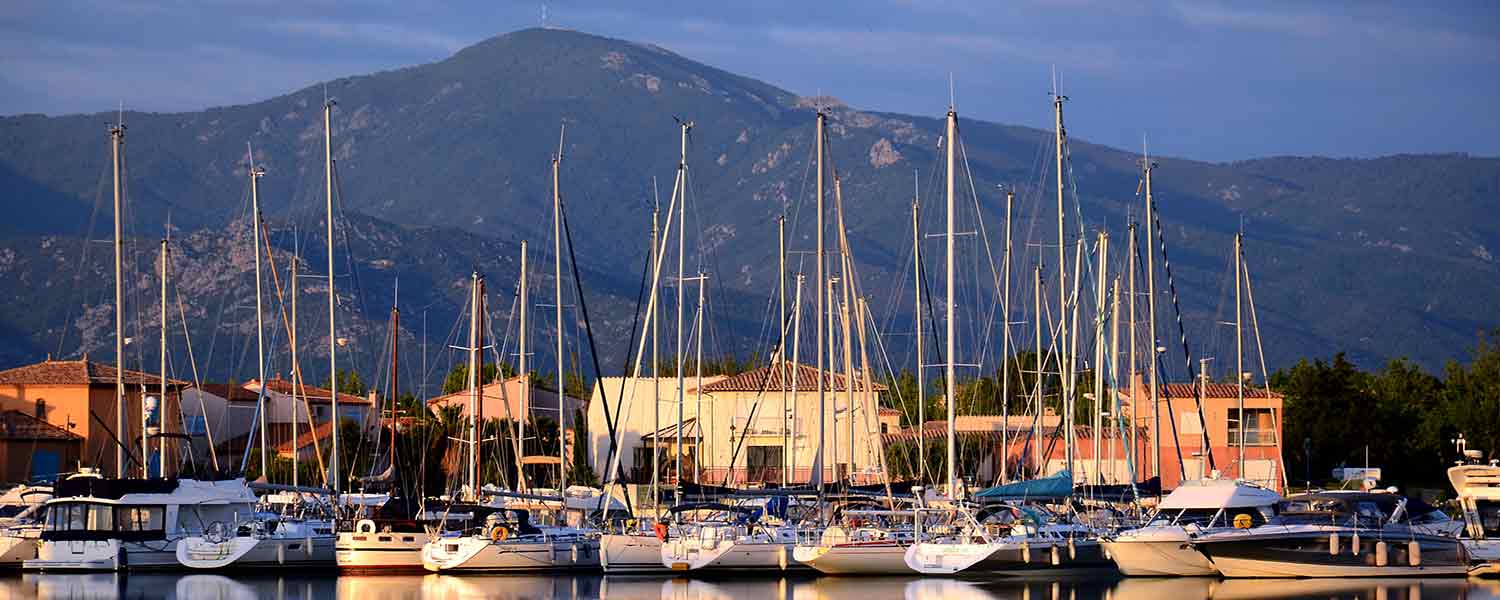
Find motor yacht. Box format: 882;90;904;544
1101;478;1280;576
1193;490;1467;577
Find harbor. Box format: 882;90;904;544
1;5;1499;600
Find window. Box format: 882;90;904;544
115;506;164;531
1228;408;1276;446
34;399;45;419
747;445;784;478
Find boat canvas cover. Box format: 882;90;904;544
47;478;254;506
975;470;1072;500
1158;479;1281;510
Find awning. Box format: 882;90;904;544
641;417;700;442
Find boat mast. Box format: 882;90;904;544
694;272;705;485
553;125;568;495
158;237;168;478
815;110;827;492
672;120;690;503
389;285;400;483
111;119;127;478
1000;188;1013;484
1109;276;1120;484
826;279;838;481
249;144;269;479
835;177;856;483
1092;232;1108;485
778;216;788;487
1234;232;1245;476
1127;225;1138;478
1053;78;1071;487
323;97;340;495
650;206;660;510
465;272;483;500
291;246;300;488
1143;149;1161;483
912;198;925;485
518;241;529;492
944;106;958;498
789;275;803;483
1032;267;1043;477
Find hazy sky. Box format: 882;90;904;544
3;1;1496;161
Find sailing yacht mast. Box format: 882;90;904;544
249;145;269;478
323;98;341;495
912;199;924;485
1109;276;1120;484
1032;267;1043;477
553;126;568;495
1142;150;1161;483
1052;81;1071;487
518;241;529;492
158;238;168;478
835;177;856;482
943;106;958;497
815;110;827;491
1092;232;1108;484
1234;232;1245;475
672;120;690;502
1127;225;1138;477
694;272;705;485
790;274;803;483
111;119;126;478
778;216;788;487
388;286;400;483
650;207;660;511
291;246;300;488
1000;188;1013;483
465;272;482;500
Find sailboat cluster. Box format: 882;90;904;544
2;81;1496;585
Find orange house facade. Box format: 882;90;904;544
0;358;186;480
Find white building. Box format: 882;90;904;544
587;362;887;489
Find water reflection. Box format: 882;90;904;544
0;574;1497;600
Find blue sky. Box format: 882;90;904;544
2;1;1496;161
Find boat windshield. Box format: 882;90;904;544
40;502;166;541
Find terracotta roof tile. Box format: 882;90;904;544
0;359;188;388
247;378;370;405
697;361;888;393
1160;383;1281;400
0;410;82;441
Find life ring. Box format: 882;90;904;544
490;525;511;541
355;519;377;534
654;522;669;542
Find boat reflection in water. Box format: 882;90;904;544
1;574;1498;599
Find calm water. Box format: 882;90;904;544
0;574;1496;600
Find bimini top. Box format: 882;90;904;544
1449;464;1500;500
46;476;255;507
975;470;1072;500
1158;479;1282;511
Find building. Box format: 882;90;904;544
187;377;374;467
425;376;586;427
0;410;83;483
879;374;1286;493
587;362;887;489
0;358;186;479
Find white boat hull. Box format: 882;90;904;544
178;535;335;569
600;533;669;574
663;538;801;572
794;542;913;575
422;535;600;572
1103;526;1216;576
1208;554;1468;578
27;540;180;571
0;532;38;567
336;531;428;572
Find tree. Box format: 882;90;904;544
440;362;513;394
327;369;367;395
567;409;598;487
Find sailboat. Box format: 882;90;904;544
176;138;340;570
0;485;51;567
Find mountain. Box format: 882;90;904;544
0;27;1496;388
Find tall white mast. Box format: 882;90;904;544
1053;80;1071;487
249;144;269;478
1127;225;1138;478
111;119;126;478
1032;267;1043;476
778;216;788;487
1092;232;1108;485
1234;232;1245;475
943;106;958;497
650;207;660;509
465;272;482;500
553;126;568;495
1000;188;1013;483
291;246;300;488
789;275;803;482
911;199;925;484
1109;276;1121;484
826;279;838;480
323;98;340;495
694;272;705;485
1143;149;1161;482
672;120;690;502
815;110;827;490
518;241;529;491
835;177;856;481
158;237;168;478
